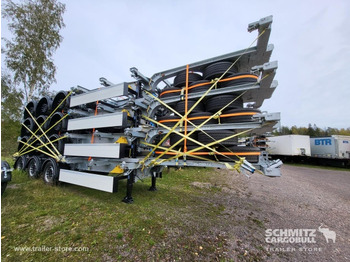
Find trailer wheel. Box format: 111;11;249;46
188;112;218;125
28;156;42;179
174;99;205;114
21;118;35;136
188;80;212;94
173;71;202;87
1;183;7;195
36;96;53;116
35;115;49;131
1;161;11;195
205;95;243;113
220;108;261;123
52;91;70;111
185;145;216;160
159;87;181;99
48;112;68;134
220;73;258;88
14;156;27;171
23;101;37;119
202;61;238;80
197;130;238;146
49;134;65;153
42;158;59;185
17;136;29;152
157;115;182;127
169;132;198;148
216;146;261;163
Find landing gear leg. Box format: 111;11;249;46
122;171;135;204
149;172;157;191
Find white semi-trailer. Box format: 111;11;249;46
267;135;311;157
268;135;350;167
310;135;350;159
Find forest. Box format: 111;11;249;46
273;124;350;137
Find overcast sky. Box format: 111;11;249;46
2;0;350;129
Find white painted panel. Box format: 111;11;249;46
64;143;120;158
59;169;114;192
67;112;124;130
70;83;126;107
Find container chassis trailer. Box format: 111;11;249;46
13;16;282;203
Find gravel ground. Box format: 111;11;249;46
240;164;350;261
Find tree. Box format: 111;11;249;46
1;71;24;122
1;71;24;156
2;0;66;102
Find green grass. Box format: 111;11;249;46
1;167;233;261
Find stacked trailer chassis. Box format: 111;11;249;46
14;16;282;203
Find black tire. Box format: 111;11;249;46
36;115;49;128
197;130;238;146
42;158;59;185
18;136;29;152
154;147;178;159
48;134;65;154
169;132;198;148
220;73;258;88
1;161;11;195
159;87;181;99
205;95;243;113
21;118;35;136
188;112;217;125
14;156;27;170
174;99;205;114
35;115;49;134
220;108;261;123
188;80;212;94
48;112;68;134
27;156;42;179
52;91;70;112
185;145;215;160
1;160;11;170
23;101;37;119
36;96;53;116
216;146;260;163
1;182;7;195
158;112;217;127
158;115;181;127
202;61;238;80
173;71;202;87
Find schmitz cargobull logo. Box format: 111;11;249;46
265;225;336;244
265;229;317;243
